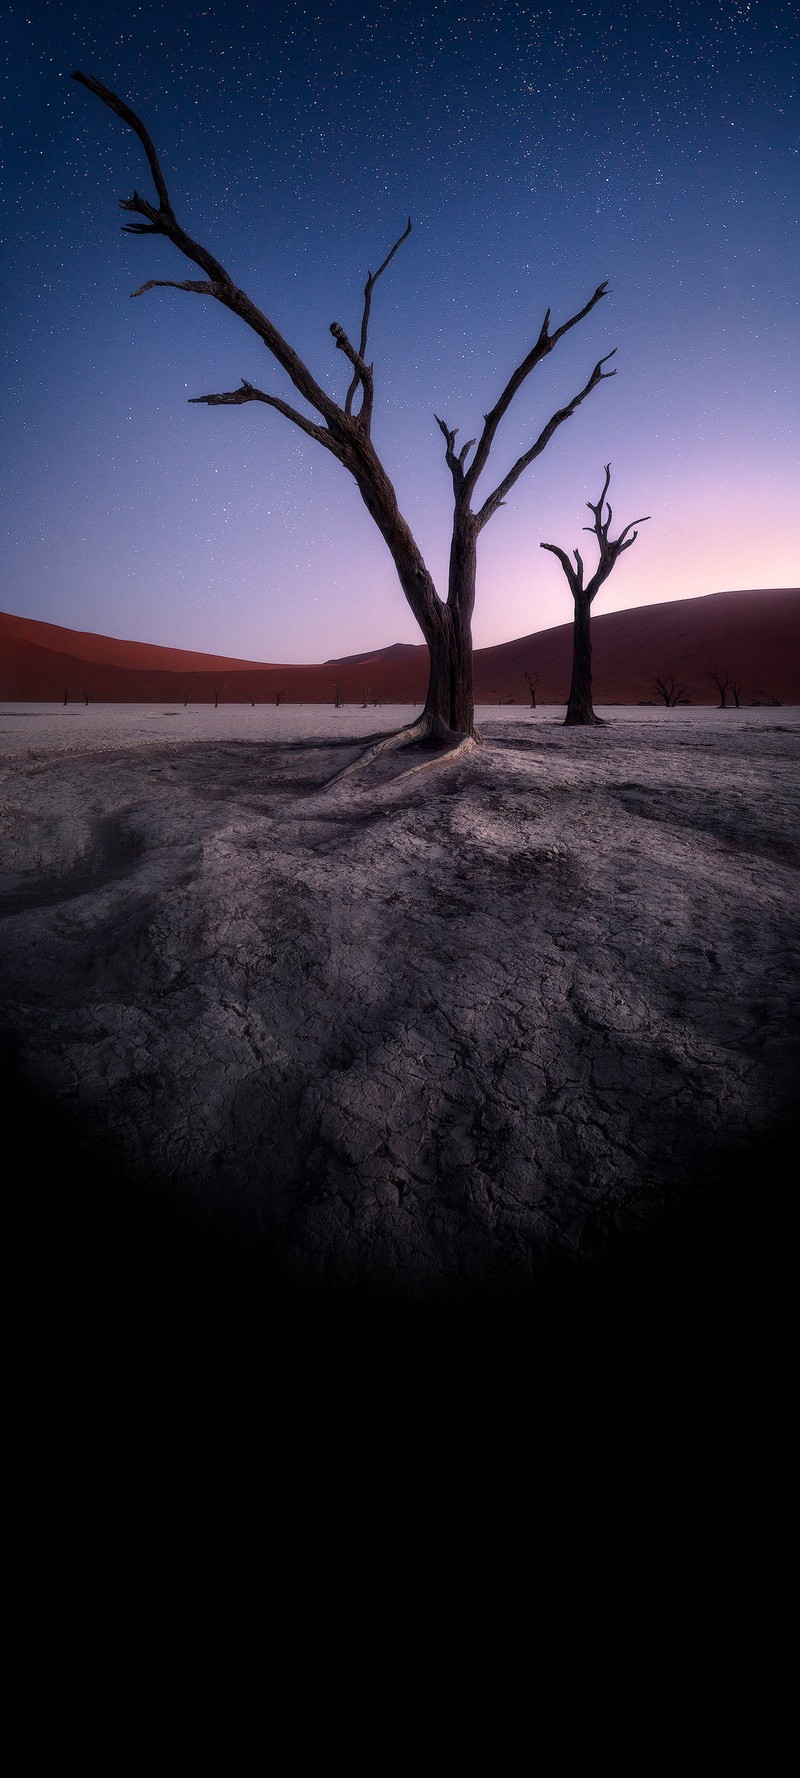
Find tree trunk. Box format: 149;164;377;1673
353;451;479;743
425;513;479;738
565;591;603;725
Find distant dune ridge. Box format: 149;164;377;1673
1;588;798;705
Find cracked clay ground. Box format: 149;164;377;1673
1;703;798;1304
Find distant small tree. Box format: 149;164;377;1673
183;689;191;707
83;689;90;705
63;689;69;706
333;681;344;708
541;465;649;726
654;675;688;707
709;668;731;709
275;688;286;706
730;678;743;708
524;667;539;708
214;685;223;707
361;683;373;707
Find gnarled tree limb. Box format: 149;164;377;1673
188;380;348;458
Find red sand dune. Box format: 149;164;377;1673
1;588;798;705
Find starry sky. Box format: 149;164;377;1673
2;0;798;663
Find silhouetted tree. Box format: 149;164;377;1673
333;681;344;708
73;71;617;757
274;688;286;707
709;668;731;709
361;683;373;707
214;685;223;708
63;690;69;706
541;465;649;726
524;668;539;708
183;689;191;707
654;675;688;707
730;678;743;708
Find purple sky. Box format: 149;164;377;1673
2;0;798;662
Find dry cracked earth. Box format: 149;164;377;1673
2;709;798;1357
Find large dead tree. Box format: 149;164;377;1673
73;70;616;753
541;465;649;726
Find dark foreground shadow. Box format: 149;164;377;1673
5;1046;792;1463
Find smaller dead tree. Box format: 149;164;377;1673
361;683;373;708
275;688;286;707
709;668;731;709
524;667;539;708
333;681;344;708
541;465;649;726
83;690;90;706
654;675;688;707
214;685;223;708
730;678;743;709
183;689;191;707
63;690;69;706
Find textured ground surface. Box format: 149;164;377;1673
2;703;798;1305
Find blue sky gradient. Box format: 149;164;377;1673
2;0;798;660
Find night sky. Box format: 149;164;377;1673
2;0;798;663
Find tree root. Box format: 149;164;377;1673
326;713;482;788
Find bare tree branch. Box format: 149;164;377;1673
188;380;347;458
131;278;216;298
540;540;582;598
435;416;476;496
581;464;649;555
476;352;617;529
343;219;412;417
72;70;350;436
463;282;609;500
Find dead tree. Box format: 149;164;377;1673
524;668;539;708
541;465;649;726
361;683;373;707
63;690;69;706
275;688;285;707
333;681;344;708
214;685;223;708
183;689;191;707
654;675;688;707
730;678;743;708
709;668;731;709
83;690;90;705
73;71;617;758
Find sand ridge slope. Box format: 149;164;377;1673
2;586;798;705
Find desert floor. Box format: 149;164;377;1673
2;702;798;1347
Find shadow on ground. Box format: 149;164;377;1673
8;1044;791;1424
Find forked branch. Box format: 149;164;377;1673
434;417;476;497
541;465;650;602
476;352;617;529
463;281;609;500
339;218;412;421
72;70;353;436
